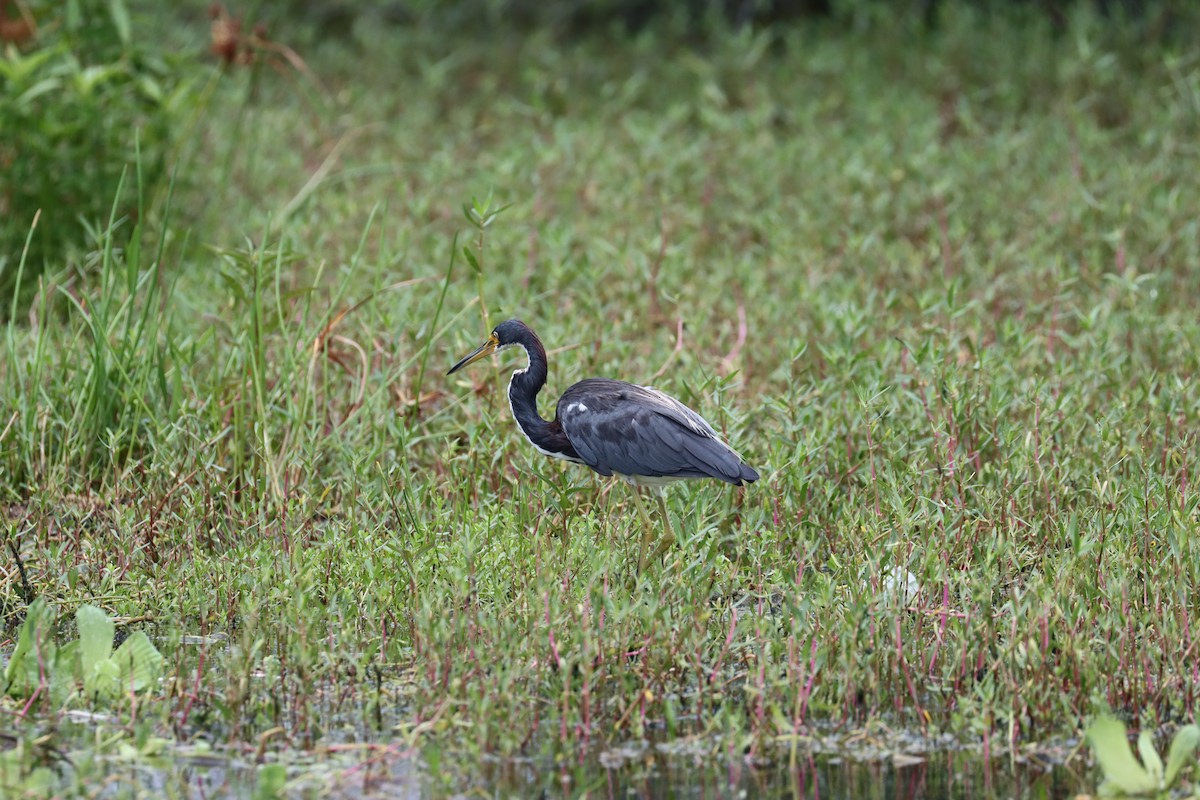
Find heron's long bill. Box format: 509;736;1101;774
447;333;499;375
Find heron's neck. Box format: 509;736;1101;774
508;339;551;436
504;335;581;462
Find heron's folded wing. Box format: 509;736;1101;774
558;381;746;483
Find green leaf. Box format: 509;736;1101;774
85;658;121;698
140;736;171;757
4;599;37;690
254;763;287;800
137;75;163;103
51;640;79;704
111;631;164;692
109;0;132;46
77;604;115;671
0;45;61;84
462;202;481;226
1087;716;1157;796
217;275;247;304
1137;730;1164;788
75;64;123;95
1165;725;1200;787
24;766;57;793
461;245;480;274
17;78;63;106
4;598;52;697
481;202;513;228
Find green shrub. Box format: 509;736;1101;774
0;0;192;319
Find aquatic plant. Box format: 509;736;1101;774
2;598;163;705
1087;715;1200;798
76;603;164;701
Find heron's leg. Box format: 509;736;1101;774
628;486;656;573
649;491;677;562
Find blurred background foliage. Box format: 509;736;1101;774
0;0;197;318
264;0;1187;38
1;0;1195;320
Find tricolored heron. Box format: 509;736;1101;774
448;319;759;569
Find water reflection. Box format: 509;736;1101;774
31;727;1088;799
473;750;1086;799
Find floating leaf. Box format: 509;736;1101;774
1165;725;1200;787
1087;716;1157;796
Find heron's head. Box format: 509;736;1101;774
447;319;532;375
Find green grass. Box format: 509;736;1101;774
2;3;1200;796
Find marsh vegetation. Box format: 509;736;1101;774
1;1;1199;796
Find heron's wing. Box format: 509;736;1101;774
638;385;722;439
557;379;750;484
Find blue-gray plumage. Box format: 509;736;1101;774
558;380;757;487
448;320;759;490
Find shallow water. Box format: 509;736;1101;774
457;751;1086;800
6;733;1091;799
0;677;1090;798
3;731;1083;799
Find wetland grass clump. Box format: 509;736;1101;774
2;2;1200;795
